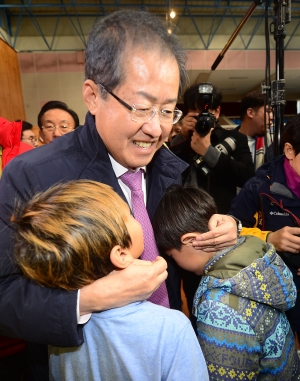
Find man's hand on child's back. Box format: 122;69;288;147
192;214;238;252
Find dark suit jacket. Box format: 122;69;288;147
0;112;188;347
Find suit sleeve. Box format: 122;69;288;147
0;159;83;346
202;130;254;188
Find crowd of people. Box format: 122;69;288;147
0;8;299;381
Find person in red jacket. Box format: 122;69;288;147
0;116;33;380
0;117;33;172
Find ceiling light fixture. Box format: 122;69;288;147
170;10;176;19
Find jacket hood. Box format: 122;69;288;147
0;118;33;170
194;235;296;313
0;117;22;169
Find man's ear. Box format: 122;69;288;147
110;245;134;269
39;129;45;141
284;142;295;160
82;79;101;115
181;232;198;246
247;107;255;119
214;106;221;120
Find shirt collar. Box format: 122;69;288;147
108;154;146;178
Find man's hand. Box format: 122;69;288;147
180;112;198;138
191;129;213;157
267;226;300;253
193;215;238;251
79;256;168;315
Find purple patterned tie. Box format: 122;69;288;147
120;169;170;308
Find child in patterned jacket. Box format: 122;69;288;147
153;185;300;381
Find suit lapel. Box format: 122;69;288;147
146;146;188;220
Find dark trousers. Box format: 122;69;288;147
0;351;25;381
23;343;49;381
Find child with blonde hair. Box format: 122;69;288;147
12;180;208;381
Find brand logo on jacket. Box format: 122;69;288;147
270;211;289;216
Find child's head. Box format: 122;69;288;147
153;185;217;275
12;180;144;290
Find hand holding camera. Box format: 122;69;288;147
191;127;213;157
180;112;199;138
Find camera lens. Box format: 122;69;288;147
195;115;215;137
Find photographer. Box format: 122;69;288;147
170;83;254;214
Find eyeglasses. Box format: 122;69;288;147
22;136;38;143
41;125;74;133
97;83;182;125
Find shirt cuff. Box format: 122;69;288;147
77;289;92;324
202;145;221;168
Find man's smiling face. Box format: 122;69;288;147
94;48;180;169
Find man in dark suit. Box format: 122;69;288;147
0;10;239;380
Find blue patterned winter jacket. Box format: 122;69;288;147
193;235;300;381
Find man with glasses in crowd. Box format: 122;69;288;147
37;100;79;145
0;10;239;380
18;120;38;148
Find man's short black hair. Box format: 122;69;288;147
37;101;80;129
15;120;33;132
152;185;217;252
183;83;223;112
240;91;264;120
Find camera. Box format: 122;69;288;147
194;83;216;137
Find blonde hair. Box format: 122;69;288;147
12;180;131;290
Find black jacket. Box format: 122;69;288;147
229;154;300;269
0;112;188;347
170;124;254;213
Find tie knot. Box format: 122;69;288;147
120;169;142;192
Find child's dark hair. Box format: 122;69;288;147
152;185;217;252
